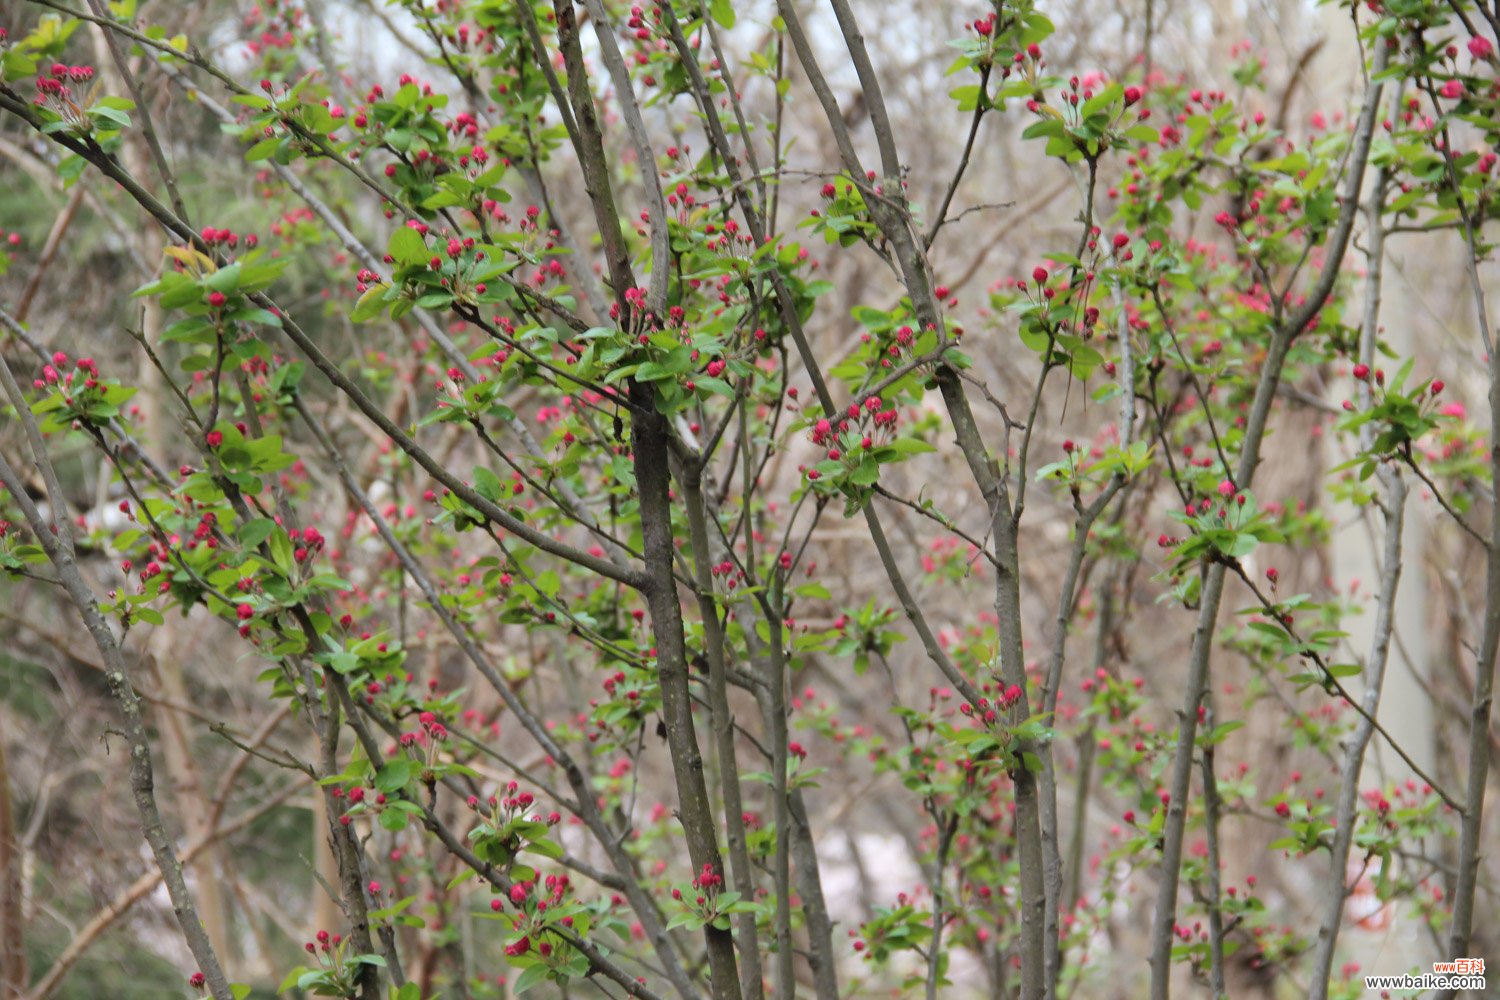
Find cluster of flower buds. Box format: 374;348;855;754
199;226;254;249
466;779;556;820
626;3;661;37
185;510;220;551
418;710;448;742
671;862;723;907
34;62;93;102
805;397;902;481
33;352;99;392
495;878;573;937
700;216;752;256
510;203;541;233
624;4;672;83
337;782;388;826
692;863;724;891
528;256;566;289
1361;787;1394;822
621;285;649;315
449;18;490;50
957;684;1024;724
665;180;696;212
304;929;342;954
1061;75;1096;107
397;711;447;750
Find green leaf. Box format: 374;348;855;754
232;307;283;328
694;375;734;397
1022;119;1064;141
422;190;467;210
884;438;936;456
415;291;455;310
666;910;705;931
513;962;551;994
277;967;313;993
523;836;565;860
161;317;214;344
267;526;296;576
239;517;277;550
351;283;391;323
710;0;736;28
849;457;879;486
245;136;281;161
203;263;243;292
1079;83;1122;120
1226;533;1258;558
1205;720;1245;745
375;758;415;793
326;651;359;674
388;227;429;267
473;466;504;502
88;104;132;129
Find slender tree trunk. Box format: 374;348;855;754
1309;112;1404;994
0;736;25;1000
633;402;742;1000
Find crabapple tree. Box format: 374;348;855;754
0;1;1496;999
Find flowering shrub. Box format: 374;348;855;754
0;2;1496;999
